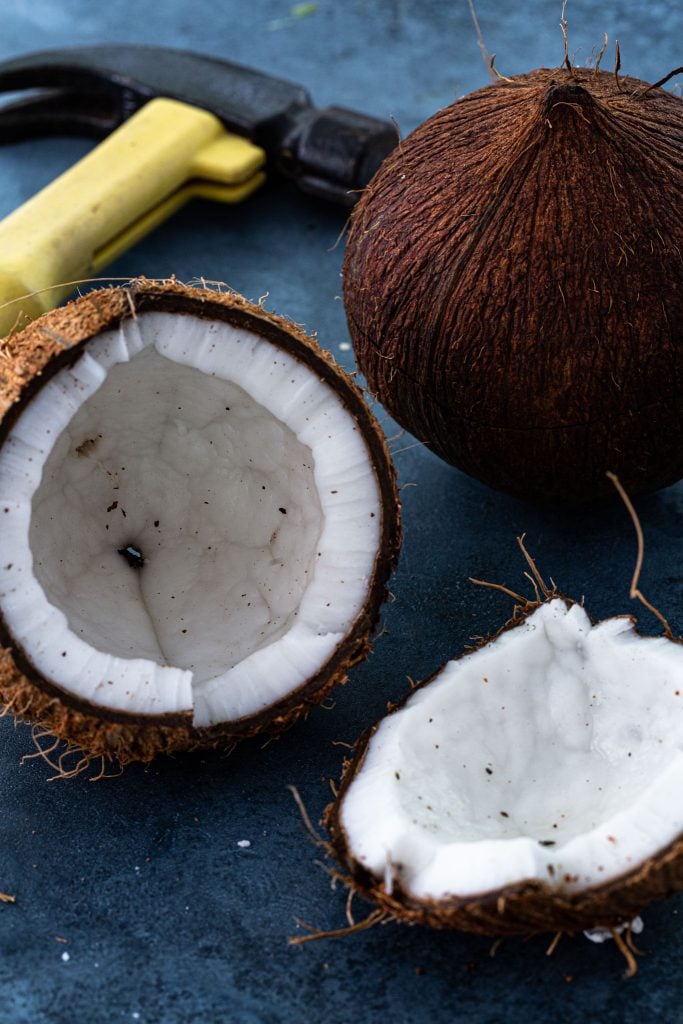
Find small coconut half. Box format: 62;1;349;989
0;280;400;764
326;597;683;936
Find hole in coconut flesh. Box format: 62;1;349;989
340;600;683;898
0;312;381;726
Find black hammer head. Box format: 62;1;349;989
0;45;397;205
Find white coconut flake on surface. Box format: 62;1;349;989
584;916;644;944
0;312;382;724
340;600;683;899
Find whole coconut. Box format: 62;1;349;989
343;67;683;503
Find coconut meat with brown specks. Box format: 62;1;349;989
0;310;382;727
339;600;683;900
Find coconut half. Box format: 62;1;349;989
0;280;400;763
326;597;683;935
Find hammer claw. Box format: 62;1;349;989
0;88;123;143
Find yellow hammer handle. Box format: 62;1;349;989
0;98;232;337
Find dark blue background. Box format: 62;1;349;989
1;2;683;1021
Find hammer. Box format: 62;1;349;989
0;45;397;336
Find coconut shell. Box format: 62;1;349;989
0;279;401;765
325;598;683;936
343;68;683;503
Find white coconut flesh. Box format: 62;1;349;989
0;311;381;726
340;599;683;899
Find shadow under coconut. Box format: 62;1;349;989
1;710;348;927
416;456;683;631
288;870;683;1014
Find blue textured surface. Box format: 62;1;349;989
1;2;683;1021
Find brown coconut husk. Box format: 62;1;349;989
343;67;683;503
